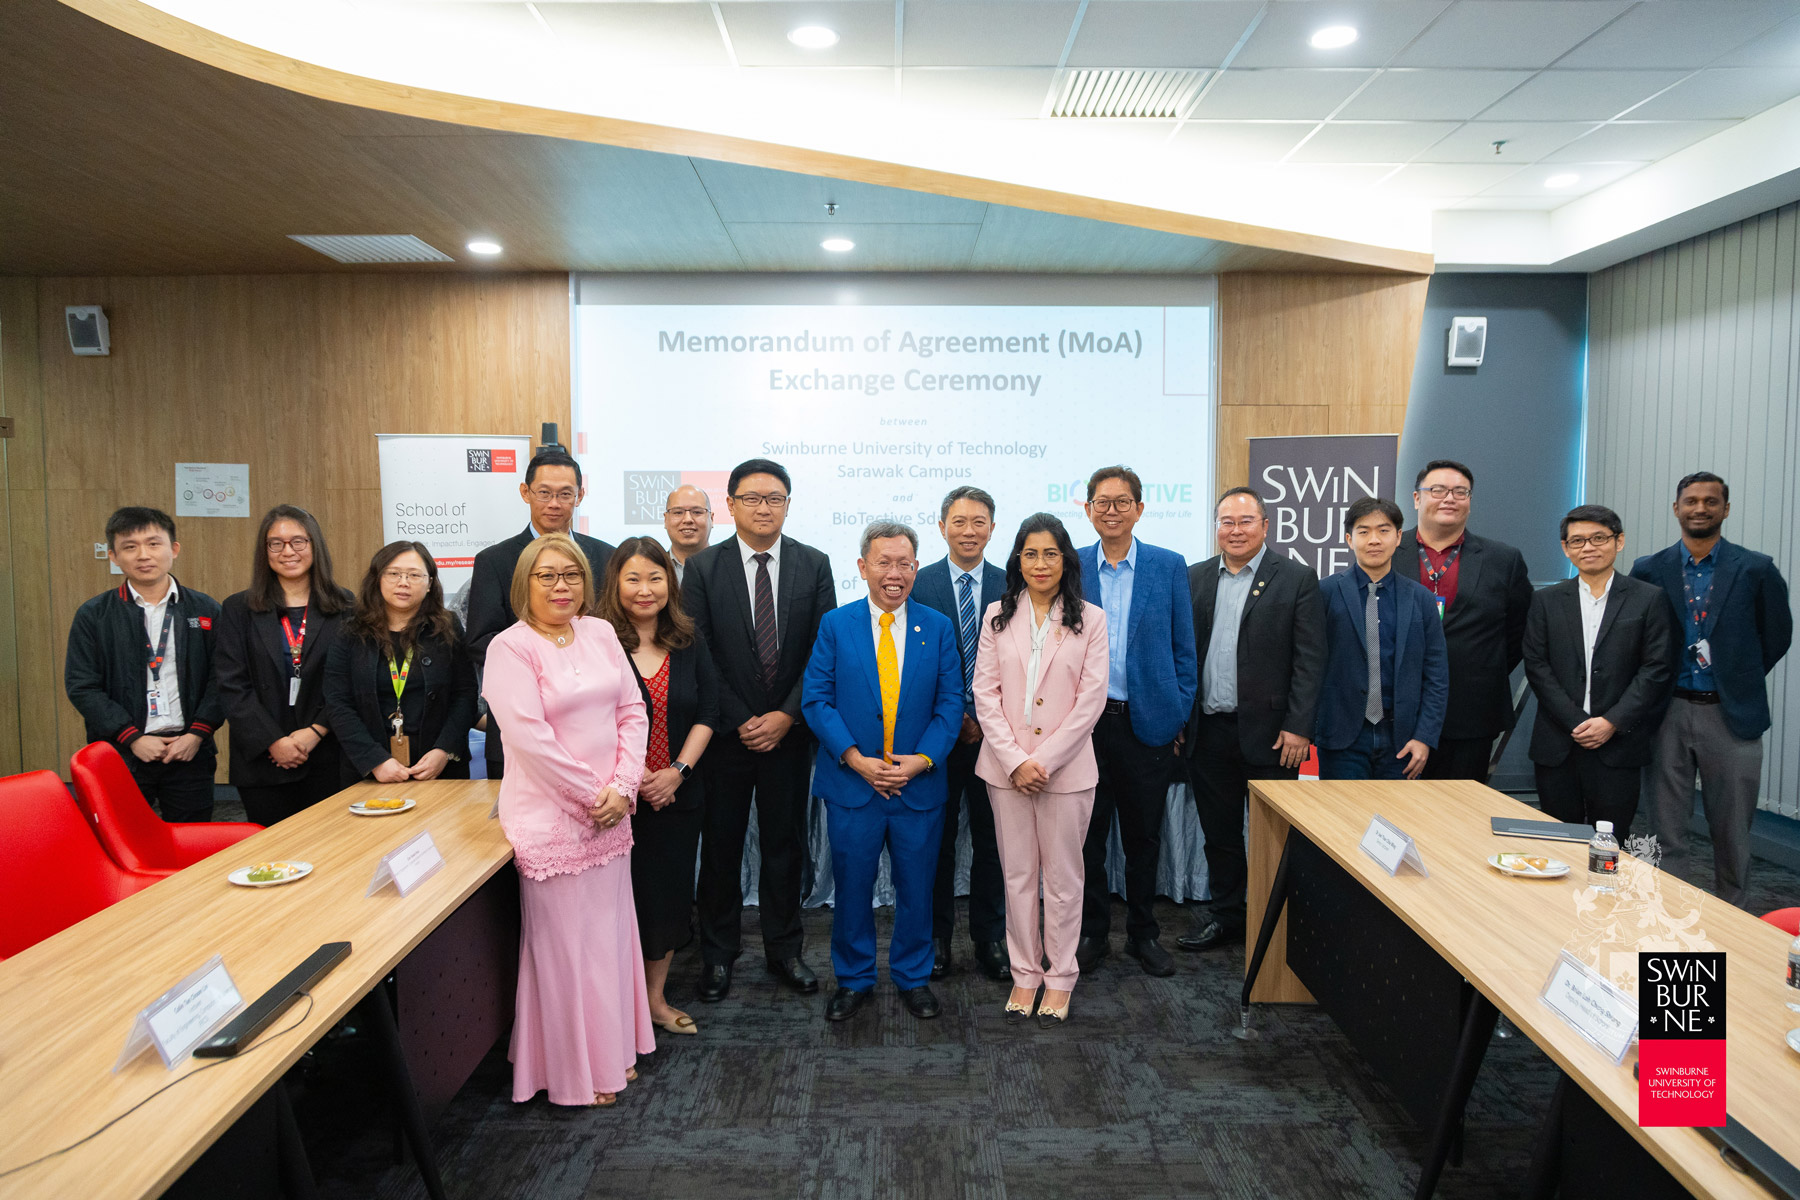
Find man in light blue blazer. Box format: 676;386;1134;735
803;521;966;1023
1075;466;1198;977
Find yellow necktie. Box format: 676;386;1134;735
877;611;898;762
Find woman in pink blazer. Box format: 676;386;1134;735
972;513;1109;1029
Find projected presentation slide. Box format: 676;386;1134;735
574;302;1213;595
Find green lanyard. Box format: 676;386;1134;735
386;649;413;712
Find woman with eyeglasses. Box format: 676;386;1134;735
216;506;355;825
483;533;654;1107
323;541;477;787
971;513;1109;1029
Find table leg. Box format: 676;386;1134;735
1519;1073;1567;1200
273;1079;318;1200
359;984;449;1200
1413;987;1500;1200
1236;832;1294;1040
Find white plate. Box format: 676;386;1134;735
1787;1028;1800;1056
1487;853;1570;879
349;798;417;817
228;861;313;888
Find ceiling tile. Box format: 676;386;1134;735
1287;121;1462;163
741;67;897;107
1337;68;1533;120
1413;120;1597;162
1476;159;1646;196
1542;120;1736;161
721;2;898;68
902;2;1081;67
1392;1;1631;69
1447;193;1576;209
1259;163;1399;192
1231;1;1453;69
1717;13;1800;66
1372;162;1525;199
970;205;1218;271
1190;68;1375;119
1175;120;1317;163
1558;0;1794;68
901;68;1059;118
535;3;731;66
689;160;988;224
1067;1;1262;69
723;221;981;270
1478;69;1688;121
1628;68;1800;120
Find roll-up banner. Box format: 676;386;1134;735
376;434;534;617
1246;434;1400;579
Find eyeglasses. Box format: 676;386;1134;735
732;493;789;509
1020;549;1062;563
869;559;917;574
530;569;585;587
665;507;711;519
528;487;579;504
267;536;311;553
381;570;428;584
1419;485;1473;500
1563;533;1617;549
1215;517;1264;530
1088;497;1139;513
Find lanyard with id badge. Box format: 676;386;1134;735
1419;542;1461;622
280;606;308;707
1683;563;1715;675
387;649;413;767
146;608;174;721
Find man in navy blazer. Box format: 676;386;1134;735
1632;472;1792;904
1075;466;1198;977
1316;497;1449;780
803;521;965;1023
910;486;1011;982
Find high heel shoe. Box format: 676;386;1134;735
1037;992;1071;1030
1004;988;1038;1025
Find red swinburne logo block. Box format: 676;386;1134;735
492;450;517;472
1638;951;1726;1127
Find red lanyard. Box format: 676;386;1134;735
279;606;308;676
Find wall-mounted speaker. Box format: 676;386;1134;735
1446;316;1486;368
66;306;110;356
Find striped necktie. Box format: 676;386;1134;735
956;572;978;700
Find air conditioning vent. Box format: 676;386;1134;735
1052;69;1207;119
287;234;454;263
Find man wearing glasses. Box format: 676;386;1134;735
1397;460;1533;783
1522;506;1677;832
466;448;617;780
682;458;838;1002
662;484;714;587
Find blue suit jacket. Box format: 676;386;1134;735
802;599;966;811
1314;569;1449;751
1630;538;1793;739
1078;540;1198;746
909;556;1007;717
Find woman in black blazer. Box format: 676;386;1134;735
217;505;356;825
600;536;717;1036
324;541;477;788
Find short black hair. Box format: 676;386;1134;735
1675;471;1728;504
525;449;583;488
1086;465;1142;503
1561;504;1623;540
106;506;176;549
940;486;996;521
1215;486;1267;518
729;458;792;496
1344;496;1403;534
1414;459;1475;490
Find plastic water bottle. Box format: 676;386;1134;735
1587;820;1620;893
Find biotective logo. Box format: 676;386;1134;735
1638;950;1726;1127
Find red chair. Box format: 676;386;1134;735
1761;908;1800;936
0;770;161;958
69;742;262;877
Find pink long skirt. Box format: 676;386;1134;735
510;858;656;1105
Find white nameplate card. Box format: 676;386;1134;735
1539;950;1638;1064
1359;814;1430;877
114;955;244;1071
366;829;445;897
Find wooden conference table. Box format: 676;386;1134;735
1244;779;1799;1200
0;778;511;1200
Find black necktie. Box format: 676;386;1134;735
753;552;778;689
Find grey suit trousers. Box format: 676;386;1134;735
1649;696;1764;907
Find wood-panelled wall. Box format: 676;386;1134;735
0;273;570;777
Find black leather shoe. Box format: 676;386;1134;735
697;963;732;1003
931;937;951;980
973;940;1011;982
1075;936;1108;972
900;985;941;1019
1176;919;1244;953
1124;938;1176;977
826;987;869;1022
767;956;819;994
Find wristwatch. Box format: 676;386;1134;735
673;760;692;780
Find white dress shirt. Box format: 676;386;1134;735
1578;571;1614;714
131;579;185;734
869;600;907;678
738;537;782;649
1021;604;1054;723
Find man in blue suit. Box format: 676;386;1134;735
1632;471;1792;905
803;521;966;1022
1076;466;1198;977
910;486;1011;982
1316;497;1449;780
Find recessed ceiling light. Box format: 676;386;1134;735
788;25;839;49
467;240;503;255
1543;173;1580;190
821;237;855;253
1309;25;1358;49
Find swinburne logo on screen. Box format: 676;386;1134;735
465;449;518;474
624;470;727;525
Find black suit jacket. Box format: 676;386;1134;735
629;637;721;813
1183;552;1326;765
1396;529;1532;741
215;588;354;788
909;556;1006;717
1522;573;1678;768
322;619;478;784
681;534;836;734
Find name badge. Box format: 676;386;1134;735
1359;814;1429;877
114;955;244;1070
288;677;301;707
366;829;445;897
1539;950;1637;1064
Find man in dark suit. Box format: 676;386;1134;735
1076;466;1198;977
1631;472;1791;903
1315;497;1449;781
1178;486;1325;953
684;458;837;1002
465;448;616;781
911;486;1009;981
1523;504;1678;833
1398;459;1533;782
